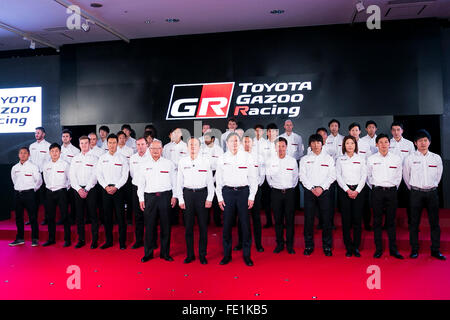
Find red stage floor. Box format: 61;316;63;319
0;208;449;300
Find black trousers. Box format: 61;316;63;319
338;187;364;251
304;189;332;249
209;193;222;226
102;188;126;246
183;188;209;258
222;186;251;258
131;185;145;244
46;188;71;242
409;189;441;252
124;176;133;223
74;188;98;243
271;188;295;249
372;187;398;253
261;179;273;226
143;191;172;257
67;188;76;223
14;190;39;240
329;181;338;226
362;185;372;229
237;186;262;248
36;172;48;222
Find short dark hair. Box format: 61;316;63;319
144;124;157;138
49;143;61;151
391;121;403;130
348;122;361;131
116;130;126;138
375;133;389;144
79;135;90;142
130;128;136;139
107;133;118;142
121;124;132;131
254;124;264;130
266;123;278;130
328;119;340;128
144;131;154;140
61;129;72;138
275;137;288;146
136;136;147;143
19;146;30;154
342;135;358;154
99;125;110;134
35;126;45;133
316;127;328;134
414;129;431;142
228;118;237;124
365;120;377;128
308;134;323;146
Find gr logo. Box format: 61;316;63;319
166;82;235;120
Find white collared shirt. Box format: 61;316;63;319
356;138;372;159
389;137;415;162
125;136;137;153
361;134;378;154
200;144;224;171
88;145;105;159
248;149;265;186
69;152;98;192
252;137;270;160
97;139;108;152
325;133;344;159
117;144;134;162
215;149;258;202
266;154;299;189
403;150;442;190
43;158;70;191
279;132;304;160
137;156;177;201
176;155;215;205
96;151;129;189
367;152;402;188
299;150;336;191
11;160;42;191
162;140;188;167
335;153;367;193
29;139;51;172
61;143;80;164
129;151;150;186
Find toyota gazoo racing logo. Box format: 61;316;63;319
166;82;235;120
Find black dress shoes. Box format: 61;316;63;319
63;241;71;248
410;250;419;259
131;242;143;249
42;240;56;247
162;256;174;262
244;257;254;266
373;250;383;258
353;249;361;258
263;224;273;229
100;242;112;250
219;256;232;265
25;221;31;226
390;251;404;259
287;248;296;254
256;246;264;252
431;251;446;260
41;219;48;225
199;256;208;264
90;242;98;249
75;241;85;249
141;254;153;263
345;250;352;257
56;219;64;226
273;246;284;253
120;244;126;250
233;244;242;251
324;248;332;257
184;256;195;264
303;248;314;256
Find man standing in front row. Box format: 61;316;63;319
216;133;258;266
367;134;404;259
96;134;129;250
139;140;177;263
69;136;98;249
266;137;299;254
403;130;446;260
299;134;336;256
10;147;42;247
177;138;215;264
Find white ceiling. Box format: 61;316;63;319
0;0;449;51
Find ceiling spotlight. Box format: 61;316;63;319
165;18;180;23
145;20;151;24
29;40;35;50
356;1;365;12
81;20;91;32
90;3;103;8
270;9;285;14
